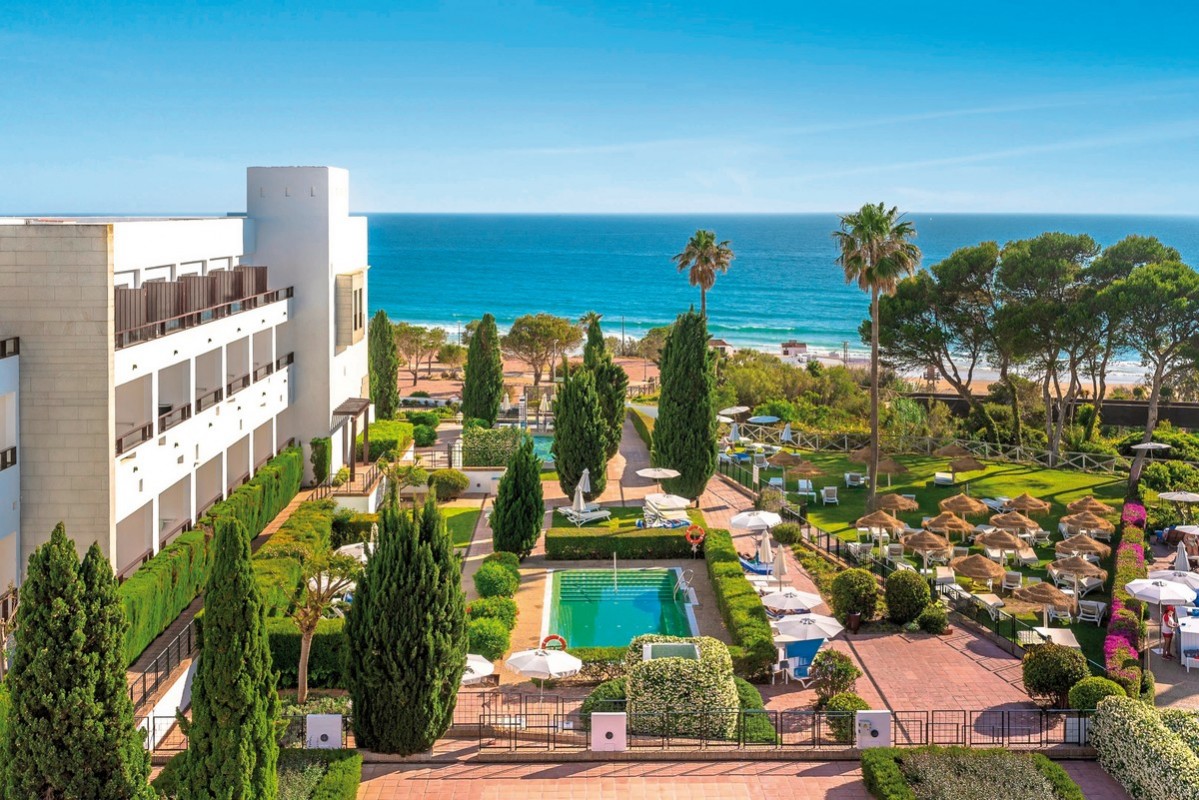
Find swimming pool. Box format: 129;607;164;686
543;568;697;648
532;435;554;464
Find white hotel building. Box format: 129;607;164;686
0;166;372;589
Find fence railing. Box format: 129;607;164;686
115;286;294;349
136;713;354;754
129;617;197;710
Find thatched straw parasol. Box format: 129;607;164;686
874;455;908;487
949;455;986;474
935;443;972;457
940;493;988;517
989;511;1037;531
786;461;824;479
1066;497;1117;516
1008;492;1051;516
856;510;904;532
768;451;804;468
1049;556;1108;580
975;529;1024;551
902;530;951;572
848;446;872;464
876;493;919;513
1060;511;1116;533
1054;534;1112;559
925;511;976;539
1013;582;1073;608
950;554;1008;586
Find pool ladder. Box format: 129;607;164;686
674;569;695;603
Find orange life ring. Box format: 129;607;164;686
541;634;567;651
685;525;707;546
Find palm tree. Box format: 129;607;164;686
834;203;921;508
673;229;734;317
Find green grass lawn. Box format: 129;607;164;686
548;505;706;531
739;450;1126;668
444;506;481;548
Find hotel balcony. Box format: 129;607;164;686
0;336;19;592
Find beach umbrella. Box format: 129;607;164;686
1176;541;1192;572
761;588;822;613
747;415;781;424
500;394;511;414
1008;492;1051;516
1176;525;1199;537
1148;569;1199;591
1126;578;1197;607
924;511;975;543
989;511;1037;531
976;529;1024;551
719;405;750;417
875;456;908;487
462;654;495;686
950;554;1007;586
571;482;587;514
876;493;919;513
848;446;872;464
1060;511;1115;534
644;492;689;511
1158;491;1199;504
781;423;794;443
940;493;988;517
949;456;985;474
1130;442;1171;453
757;534;774;564
768;451;804;468
902;530;950;572
1013;582;1073;610
774;613;844;641
1054;535;1111;559
637;467;680;491
716;414;734;424
772;548;789;591
1049;556;1107;581
786;461;824;479
506;649;583;697
935;443;972;457
1067;496;1116;516
578;467;592;495
730;510;782;530
729;422;742;443
855;510;904;533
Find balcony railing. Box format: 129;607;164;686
0;446;15;472
226;373;251;398
115;286;294;350
195;387;223;413
275;352;295;370
252;362;274;382
157;403;192;434
116;422;155;456
0;337;17;359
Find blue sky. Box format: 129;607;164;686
2;1;1197;213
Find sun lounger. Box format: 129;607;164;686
740;557;772;575
796;479;817;500
844;472;865;488
1001;571;1023;592
933;472;954;487
1077;600;1107;626
768;476;785;491
1013;547;1039;567
561;508;612;527
821;487;839;505
1048;606;1074;625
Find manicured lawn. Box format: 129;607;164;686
444;506;481;548
548;505;705;531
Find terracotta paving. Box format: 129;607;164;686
1059;761;1135;799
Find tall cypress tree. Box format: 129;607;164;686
582;318;629;459
368;309;400;419
462;313;504;425
583;316;605;370
179;517;278;800
552;369;608;500
80;543;154;799
2;524;108;799
347;498;466;754
492;436;545;557
652;310;716;499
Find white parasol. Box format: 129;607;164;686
757;534;774;564
461;654;495;686
645;492;689;510
774;613;844;641
505;648;582;684
717;415;734;424
1147;569;1199;591
1159;491;1199;504
730;510;782;530
747;415;781;424
761;588;822;613
773;548;789;590
730;422;742;443
781;423;794;443
578;467;592;495
1126;578;1197;607
571;482;587;514
719;405;750;417
1176;541;1192;572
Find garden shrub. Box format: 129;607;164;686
1068;676;1126;710
202;446;304;540
624;635;740;740
405;410;440;429
355;419;415;461
151;751;186;797
481;551;521;581
1161;709;1199;757
771;522;803;545
1030;754;1087;800
916;603;949;634
472;561;519;598
412;424;438;447
462;426;524;467
467;617;510;660
702;528;776;680
545;526;695;559
794;544;840;597
331;466;350;487
253;499;337;616
310;437;331;485
571;646;628;682
579;678;627;728
267;616;348;689
0;683;8;745
117;528;210;665
466;597;518;630
829;568;878;624
277;750;363;800
628;407;654;449
331;511;377;549
809;650;861;704
900;748;1065;800
861;748;915;800
427;468;469;500
1022;643;1090;708
825;692;870;743
1091;697;1199;800
733;676;777;744
885;569;930;625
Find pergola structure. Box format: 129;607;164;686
333;397;372;482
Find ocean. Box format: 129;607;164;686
366;213;1199;373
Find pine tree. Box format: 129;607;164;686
347;498;467;754
492;436;545;557
652;310;716;499
462;313;504;425
368;309;401;419
80;543;154;799
552;369;609;500
581;318;629;459
179;517;279;800
1;524;108;799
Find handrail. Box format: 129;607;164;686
195;386;223;413
159;519;191;549
115;421;155;455
128;617;196;710
226;373;251;397
0;337;18;359
0;446;15;472
115;549;152;582
114;286;294;350
157;403;192;434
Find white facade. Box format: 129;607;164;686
0;167;370;582
0;338;18;591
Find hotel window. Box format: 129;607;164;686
335;271;366;352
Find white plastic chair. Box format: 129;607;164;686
1077;601;1107;626
1001;571;1022;592
821;486;839;505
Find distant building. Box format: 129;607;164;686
781;340;809;365
709;338;735;357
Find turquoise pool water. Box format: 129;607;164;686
532;435;554;464
546;569;694;648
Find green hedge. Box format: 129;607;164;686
118;529;210;666
1092;697;1199;799
703;528;776;680
628;407;655;449
202;447;303;539
267;616;349;690
861;747;1085;800
253;499;336;617
0;683;8;744
356;419;415;461
544;520;699;559
154;750;362;800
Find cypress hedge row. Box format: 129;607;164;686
202;446;303;539
253;499;336;617
702;528;776;680
117;530;209;666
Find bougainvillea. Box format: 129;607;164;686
1103;516;1150;698
1121;503;1147;528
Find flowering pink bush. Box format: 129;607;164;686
1101;512;1150;697
1121;503;1146;527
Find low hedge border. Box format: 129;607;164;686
544;511;703;559
354;419;414;461
628;407;654;449
279;749;363;800
861;746;1086;800
268;616;348;690
703;528;776;680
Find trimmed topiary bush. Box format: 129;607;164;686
466;597;518;630
1092;697;1199;799
624;635;739;740
579;678;627;729
1068;676;1126;710
771;522;803;545
467;617;510;660
1022;643;1090;708
829;568;878;624
355;420;415;461
412;424;438;447
405;410;440;429
427;468;469;500
809;649;861;704
481;551;521;581
825;692;870;743
916;603;949;634
885;569;930;625
473;561;519;598
861;748;914;799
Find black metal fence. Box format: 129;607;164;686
137;714;355;754
128;618;197;709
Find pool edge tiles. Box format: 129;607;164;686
540;567;699;649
